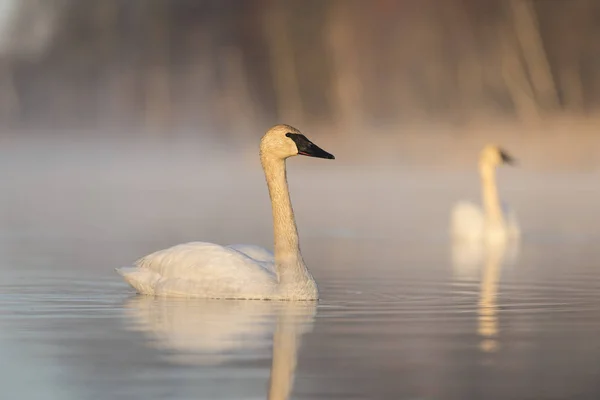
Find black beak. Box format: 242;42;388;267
286;133;335;160
499;148;516;165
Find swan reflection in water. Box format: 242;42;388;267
452;239;518;353
476;242;507;353
123;297;316;399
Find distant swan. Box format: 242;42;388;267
117;124;335;300
451;144;519;244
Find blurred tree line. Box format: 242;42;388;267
0;0;600;136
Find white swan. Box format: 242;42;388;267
117;124;335;300
451;144;520;244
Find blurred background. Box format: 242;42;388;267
1;0;600;166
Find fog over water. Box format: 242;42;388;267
0;132;599;399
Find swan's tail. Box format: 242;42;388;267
115;266;161;295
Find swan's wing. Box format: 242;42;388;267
227;244;276;274
451;201;484;241
227;244;275;263
118;242;277;298
135;242;275;277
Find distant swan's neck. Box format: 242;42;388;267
480;163;504;227
261;154;315;292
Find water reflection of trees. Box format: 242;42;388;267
2;0;600;133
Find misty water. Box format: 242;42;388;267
1;137;600;399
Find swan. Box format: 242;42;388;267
116;124;334;300
451;144;520;244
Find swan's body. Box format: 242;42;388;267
451;220;520;280
451;145;520;244
117;124;335;300
451;201;520;243
117;242;278;299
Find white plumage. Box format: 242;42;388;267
451;144;520;245
117;124;335;300
117;242;278;299
451;201;520;244
451;145;520;281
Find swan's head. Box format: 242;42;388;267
260;124;335;160
480;144;515;168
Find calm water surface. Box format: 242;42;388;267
0;144;599;399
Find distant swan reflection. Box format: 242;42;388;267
123;297;316;399
477;242;506;353
452;238;518;353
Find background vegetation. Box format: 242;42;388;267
0;0;599;147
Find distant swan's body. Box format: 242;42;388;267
451;145;520;244
117;124;335;300
452;201;519;243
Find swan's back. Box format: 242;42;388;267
228;244;275;265
117;242;278;299
451;201;520;243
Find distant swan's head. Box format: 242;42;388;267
479;144;515;168
260;124;335;160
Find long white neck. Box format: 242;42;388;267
480;163;504;227
261;154;316;294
